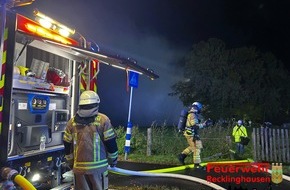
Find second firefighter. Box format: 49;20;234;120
178;102;207;168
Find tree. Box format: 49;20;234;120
170;38;290;124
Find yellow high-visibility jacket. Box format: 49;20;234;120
232;125;248;143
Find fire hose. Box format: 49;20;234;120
108;166;226;190
62;160;253;190
63;165;226;189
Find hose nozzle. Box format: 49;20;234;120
1;167;18;180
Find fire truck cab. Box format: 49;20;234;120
0;7;158;189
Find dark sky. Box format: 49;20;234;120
17;0;290;126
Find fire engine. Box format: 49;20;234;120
0;3;158;189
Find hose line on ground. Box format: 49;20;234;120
108;166;226;190
107;160;257;189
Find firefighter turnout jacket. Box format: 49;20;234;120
184;110;204;138
63;113;118;174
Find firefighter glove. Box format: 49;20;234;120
65;153;74;169
108;157;117;168
203;118;213;127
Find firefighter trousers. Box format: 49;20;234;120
74;170;108;190
182;135;203;164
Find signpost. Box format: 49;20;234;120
124;71;139;160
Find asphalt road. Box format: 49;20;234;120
109;161;290;190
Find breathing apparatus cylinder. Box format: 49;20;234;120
177;109;188;132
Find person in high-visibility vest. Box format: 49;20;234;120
177;102;207;168
63;90;118;190
232;120;248;155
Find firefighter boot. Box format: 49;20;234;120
194;163;201;169
178;153;187;165
194;163;206;170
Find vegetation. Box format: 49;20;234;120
170;38;290;124
115;122;252;165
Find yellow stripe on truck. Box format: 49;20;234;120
0;27;8;134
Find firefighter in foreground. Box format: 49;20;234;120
63;90;118;190
178;102;207;168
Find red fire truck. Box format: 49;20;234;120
0;3;158;189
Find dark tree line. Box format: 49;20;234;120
170;38;290;124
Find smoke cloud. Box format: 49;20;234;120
19;0;188;126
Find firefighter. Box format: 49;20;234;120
232;120;248;155
178;102;206;168
63;90;118;190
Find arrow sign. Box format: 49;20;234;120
129;71;139;88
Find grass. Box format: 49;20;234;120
115;123;243;165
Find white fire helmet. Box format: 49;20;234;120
79;90;100;105
238;120;243;125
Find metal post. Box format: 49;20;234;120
0;0;7;77
124;86;133;160
147;127;152;156
226;136;234;160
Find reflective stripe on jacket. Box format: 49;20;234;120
63;112;117;174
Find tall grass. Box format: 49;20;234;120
115;122;252;165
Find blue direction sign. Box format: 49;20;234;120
129;71;139;88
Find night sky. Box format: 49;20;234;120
17;0;290;127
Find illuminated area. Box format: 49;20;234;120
33;9;75;37
16;14;78;45
37;18;52;29
25;23;73;44
31;173;41;182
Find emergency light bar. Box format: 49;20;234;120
33;9;75;37
16;14;78;45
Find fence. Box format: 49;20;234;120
252;127;290;163
146;127;234;161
